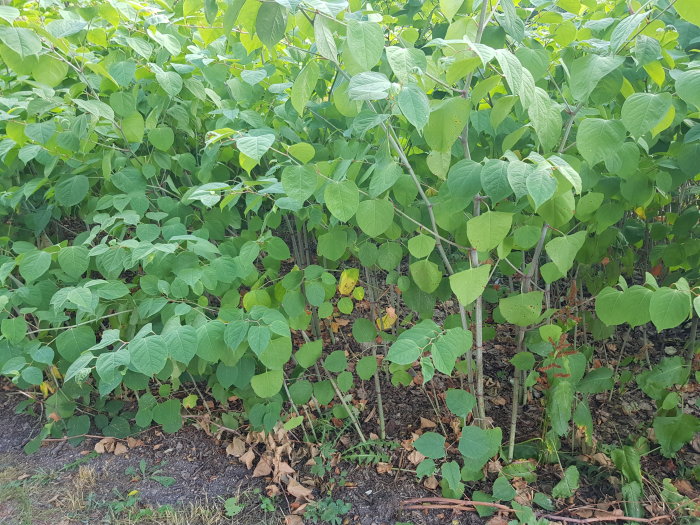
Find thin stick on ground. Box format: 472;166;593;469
400;497;672;523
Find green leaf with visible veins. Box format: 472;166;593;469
356;199;394;237
449;264;491;306
653;414;700;458
621;93;672;137
325;180;359;222
344;20;384;72
424;97;470;152
467;212;512;252
649;287;691;331
499;292;543;327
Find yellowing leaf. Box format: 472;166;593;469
376;307;398;330
182;394;198;408
651;105;675;137
239;152;257;172
620;77;634;98
643;61;665;87
39;381;52;396
288;142;315;163
338;268;359;295
634;207;646;220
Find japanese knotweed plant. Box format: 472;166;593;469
0;0;698;510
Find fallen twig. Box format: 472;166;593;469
537;514;672;524
401;497;512;511
400;497;673;524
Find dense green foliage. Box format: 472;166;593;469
0;0;698;519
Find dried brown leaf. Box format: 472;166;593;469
407;450;426;466
420;417;437;429
423;475;438;490
226;438;246;457
126;437;143;449
253;456;273;478
94;438;115;454
287;477;313;500
673;479;697;498
375;462;392;474
240;449;255;470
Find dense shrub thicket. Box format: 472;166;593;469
0;0;698;518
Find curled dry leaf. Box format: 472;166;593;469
226;437;246;457
407;450;426;465
487;460;502;474
286;477;313;500
196;415;211;435
691;434;700;454
589;452;612;467
113;442;128;455
423;475;439;490
126;437;144;449
272;459;295;483
253;455;273;477
240;448;255;470
514;492;530;506
285;515;304;525
401;438;414;451
94;437;116;454
375;462;392;474
420;417;437;429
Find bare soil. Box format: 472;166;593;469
0;390;483;525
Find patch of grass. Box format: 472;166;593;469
60;465;97;513
0;466;63;525
0;456;285;525
110;495;286;525
110;500;224;525
0;479;33;525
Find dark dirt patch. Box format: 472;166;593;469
0;391;485;525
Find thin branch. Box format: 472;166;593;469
25;311;133;335
558;103;583;153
